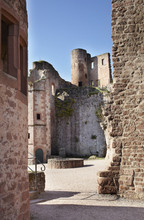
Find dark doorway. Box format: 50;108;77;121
35;148;43;163
79;81;82;87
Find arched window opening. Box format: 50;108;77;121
52;84;55;96
35;148;43;163
91;62;94;69
1;17;18;78
20;37;28;96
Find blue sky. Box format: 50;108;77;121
27;0;112;81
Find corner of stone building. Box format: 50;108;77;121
0;0;30;219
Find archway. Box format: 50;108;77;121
35;148;43;163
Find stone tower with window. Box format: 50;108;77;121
71;48;112;88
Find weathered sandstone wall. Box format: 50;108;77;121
97;0;144;199
0;0;29;219
56;87;106;157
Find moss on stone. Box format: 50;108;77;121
91;135;97;139
89;87;110;96
55;97;75;118
89;90;99;96
95;105;104;121
88;155;104;160
28;81;33;87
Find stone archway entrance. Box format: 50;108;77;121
35;148;43;163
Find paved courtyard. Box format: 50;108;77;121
30;160;144;220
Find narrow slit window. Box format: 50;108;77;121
28;133;30;139
1;20;8;73
20;38;27;96
52;84;55;96
37;113;41;120
91;62;94;69
102;59;104;65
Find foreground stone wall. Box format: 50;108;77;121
0;85;29;219
0;0;29;219
97;0;144;199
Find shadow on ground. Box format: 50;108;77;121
30;203;144;220
33;190;80;202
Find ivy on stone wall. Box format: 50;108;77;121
89;87;109;96
28;81;33;87
95;105;104;121
55;97;75;118
91;135;97;139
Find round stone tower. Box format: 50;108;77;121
71;49;88;86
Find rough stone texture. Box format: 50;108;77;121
56;87;106;157
28;61;65;162
28;61;107;162
97;0;144;199
0;1;29;219
29;172;45;193
71;49;112;87
0;84;29;219
2;0;28;32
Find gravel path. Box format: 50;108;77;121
30;160;144;220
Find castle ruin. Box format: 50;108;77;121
28;54;110;162
71;49;112;87
0;2;144;220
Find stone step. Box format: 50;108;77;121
29;191;39;200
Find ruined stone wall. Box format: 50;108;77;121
97;0;144;199
56;87;106;157
71;48;112;87
28;61;107;160
28;61;64;161
0;1;29;219
97;53;112;87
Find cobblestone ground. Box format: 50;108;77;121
30;160;144;220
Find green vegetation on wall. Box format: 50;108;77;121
91;135;97;139
28;81;33;87
55;97;75;118
95;105;104;121
89;87;109;96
